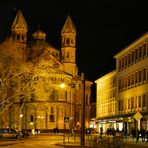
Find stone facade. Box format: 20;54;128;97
0;10;92;132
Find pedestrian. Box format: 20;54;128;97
124;128;128;139
146;129;148;143
100;127;103;138
131;127;136;140
107;128;110;136
141;128;146;142
136;128;140;143
112;128;115;137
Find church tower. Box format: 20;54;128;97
11;10;28;44
61;15;77;76
11;10;28;60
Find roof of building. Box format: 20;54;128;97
114;32;148;58
11;10;28;32
61;15;76;34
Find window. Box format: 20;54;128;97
71;39;74;44
66;38;70;44
121;99;124;111
125;56;127;66
128;54;130;65
118;100;121;111
139;96;141;108
49;115;55;122
131;97;134;109
131;74;134;85
135;97;137;108
143;44;146;57
66;52;69;58
51;107;54;114
128;76;130;86
142;94;146;107
139;46;142;58
119;79;121;90
119;59;121;70
143;68;146;81
17;34;20;40
30;115;33;122
128;98;130;109
135;72;138;84
132;51;134;62
139;70;142;82
135;49;138;60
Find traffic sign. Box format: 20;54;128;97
133;112;142;121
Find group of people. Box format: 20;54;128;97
131;127;148;143
106;127;116;137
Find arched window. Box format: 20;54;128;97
66;38;70;44
17;34;20;40
49;115;55;122
30;115;33;122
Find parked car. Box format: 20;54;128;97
20;130;30;138
0;128;21;139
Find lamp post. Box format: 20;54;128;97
19;113;23;131
81;72;85;146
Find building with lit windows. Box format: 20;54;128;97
95;32;148;135
95;70;116;133
0;10;92;132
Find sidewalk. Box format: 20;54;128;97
1;134;148;147
126;136;148;147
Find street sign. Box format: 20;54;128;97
64;116;69;122
133;112;142;121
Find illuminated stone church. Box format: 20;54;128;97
0;10;92;132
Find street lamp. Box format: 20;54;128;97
81;72;85;146
19;114;23;131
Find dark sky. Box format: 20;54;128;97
0;0;147;82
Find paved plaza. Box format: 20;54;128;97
0;134;148;147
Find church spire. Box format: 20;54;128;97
61;15;76;34
61;15;76;48
11;10;28;43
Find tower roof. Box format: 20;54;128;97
32;29;46;40
11;10;28;32
61;15;76;34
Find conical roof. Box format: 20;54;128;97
11;10;28;32
61;15;76;34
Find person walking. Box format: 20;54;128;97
131;127;136;140
146;129;148;143
100;127;103;138
141;128;146;142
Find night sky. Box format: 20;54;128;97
0;0;147;82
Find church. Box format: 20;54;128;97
0;10;92;132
